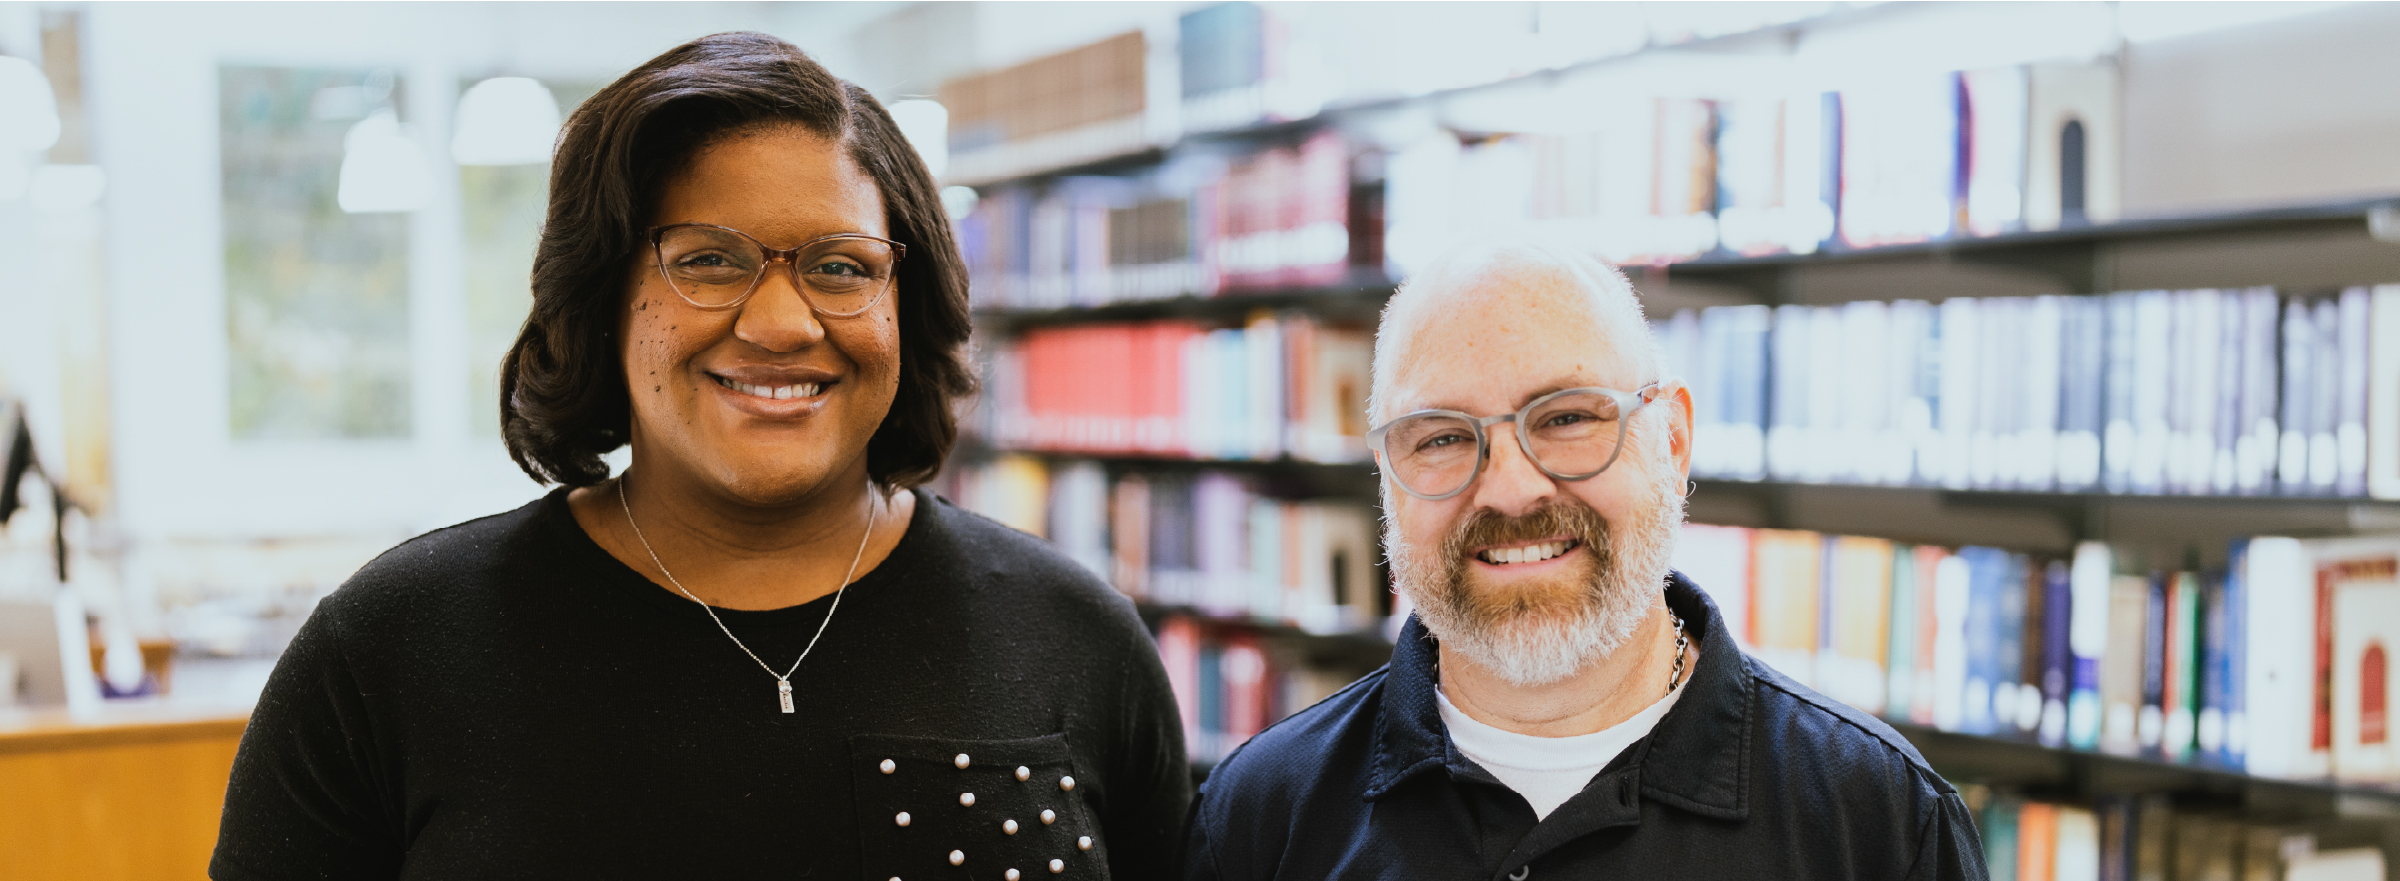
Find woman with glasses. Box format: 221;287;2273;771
213;33;1189;880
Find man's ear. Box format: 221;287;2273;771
1664;382;1694;483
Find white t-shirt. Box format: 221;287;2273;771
1435;673;1687;820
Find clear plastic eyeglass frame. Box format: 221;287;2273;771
1365;383;1667;501
648;223;908;318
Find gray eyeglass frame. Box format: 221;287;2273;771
1365;383;1665;501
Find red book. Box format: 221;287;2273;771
1221;631;1270;746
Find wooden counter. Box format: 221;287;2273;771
0;705;250;881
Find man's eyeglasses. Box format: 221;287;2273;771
649;223;907;317
1366;384;1666;501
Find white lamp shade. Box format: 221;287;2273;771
338;110;432;213
0;56;61;154
887;99;948;180
452;77;561;166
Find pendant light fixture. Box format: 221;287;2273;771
0;55;62;201
335;69;431;214
451;76;561;166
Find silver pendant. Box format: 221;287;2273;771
778;680;794;713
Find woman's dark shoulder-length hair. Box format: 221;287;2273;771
500;31;975;489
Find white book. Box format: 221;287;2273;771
1841;301;1892;484
2132;290;2174;494
2212;290;2245;494
1673;524;1754;648
1960;66;2029;236
2053;806;2100;881
2281;294;2317;492
1767;305;1813;481
2242;537;2314;779
2337;287;2371;496
2057;296;2107;490
1931;552;1972;732
2238;287;2283;493
1050;460;1112;579
2170;290;2219;495
2067;541;2111;750
1244;316;1284;459
2103;292;2140;492
1805;306;1846;483
1970;298;2015;489
2019;295;2064;490
2370;285;2400;499
2024;63;2122;230
2310;299;2342;493
1885;300;1930;485
2330;553;2400;781
2286;849;2387;881
1936;298;1981;489
1721;306;1772;480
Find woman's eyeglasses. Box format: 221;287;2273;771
649;223;907;317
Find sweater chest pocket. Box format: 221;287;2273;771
850;732;1108;881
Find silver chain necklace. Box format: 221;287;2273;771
1664;609;1690;697
617;477;876;714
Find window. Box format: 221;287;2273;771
220;66;412;440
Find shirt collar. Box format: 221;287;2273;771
1363;570;1753;821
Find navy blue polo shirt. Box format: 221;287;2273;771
1180;571;1989;881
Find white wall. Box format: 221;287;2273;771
2122;1;2400;215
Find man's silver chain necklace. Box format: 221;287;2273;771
1665;609;1690;697
617;478;876;714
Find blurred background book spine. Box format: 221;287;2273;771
1651;286;2400;499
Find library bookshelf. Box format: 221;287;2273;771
933;9;2400;873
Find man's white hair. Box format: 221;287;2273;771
1368;238;1666;427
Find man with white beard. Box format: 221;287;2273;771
1177;241;1988;880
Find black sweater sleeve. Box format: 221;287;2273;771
212;600;401;880
1105;620;1195;879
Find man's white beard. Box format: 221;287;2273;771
1385;426;1686;687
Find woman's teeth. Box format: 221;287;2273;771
1480;540;1575;565
716;376;822;400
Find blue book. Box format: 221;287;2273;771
2221;540;2248;770
2198;561;2241;769
2040;559;2073;747
1958;546;2014;734
1994;551;2029;737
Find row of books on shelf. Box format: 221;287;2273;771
957;129;1378;309
1654;286;2400;498
1961;786;2384;881
976;313;1372;462
951;17;2121;297
939;455;1389;635
937;4;1331;183
1155;615;1368;764
1673;524;2400;784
